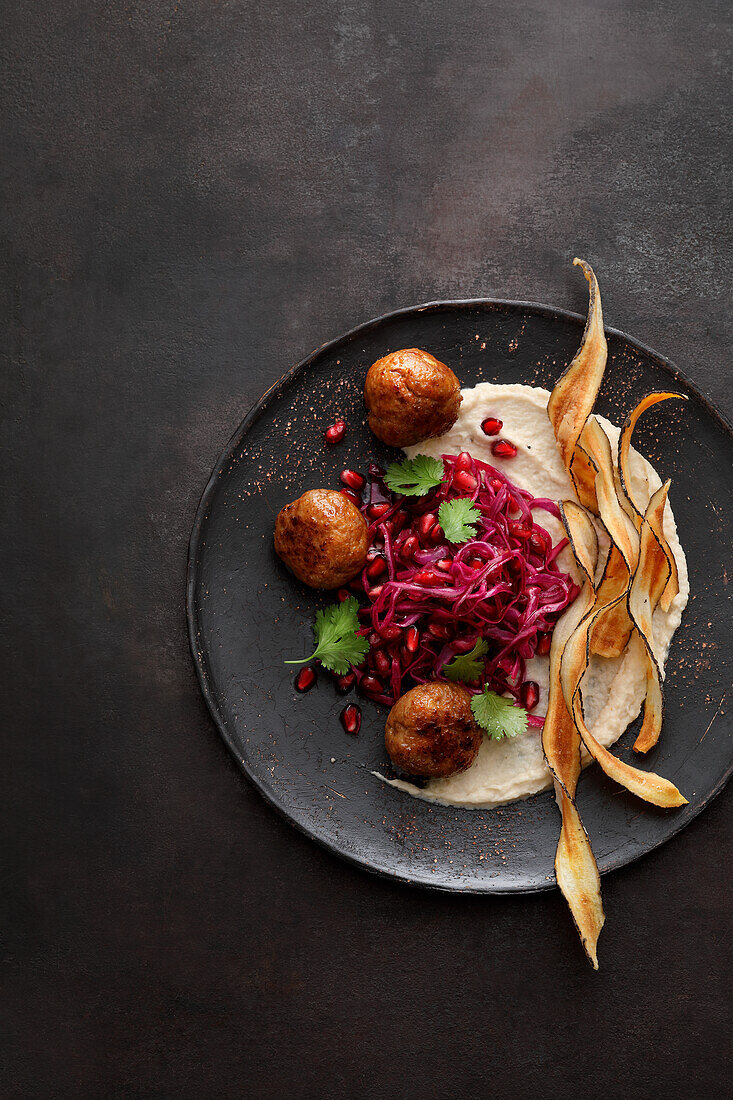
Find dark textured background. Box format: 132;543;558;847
2;2;731;1097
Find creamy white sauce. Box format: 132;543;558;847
380;383;689;808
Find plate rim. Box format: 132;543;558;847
186;296;733;894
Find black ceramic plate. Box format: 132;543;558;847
187;301;732;893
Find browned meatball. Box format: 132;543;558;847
364;348;462;447
385;682;483;778
274;489;368;589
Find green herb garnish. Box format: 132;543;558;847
438;498;481;544
384;454;444;496
284;596;369;675
471;689;528;740
443;638;489;683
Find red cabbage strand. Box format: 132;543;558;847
348;453;579;714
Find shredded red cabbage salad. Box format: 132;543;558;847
346;452;580;720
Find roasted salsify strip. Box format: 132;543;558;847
543;258;688;967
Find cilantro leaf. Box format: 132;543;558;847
438;498;481;544
471;689;528;740
384;454;444;496
443;638;489;682
284;596;369;675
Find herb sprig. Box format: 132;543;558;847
443;638;489;682
438;498;481;544
471;689;528;740
383;454;444;496
284;596;368;675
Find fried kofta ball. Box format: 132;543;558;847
364;348;462;447
385;682;483;779
274;489;368;589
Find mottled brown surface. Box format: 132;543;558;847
365;347;462;445
385;682;483;777
274;489;368;588
2;0;731;1097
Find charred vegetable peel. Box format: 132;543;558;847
559;590;687;807
628;482;672;753
618;392;686;611
618;393;685;519
547;258;607;478
578;417;640;571
559;499;599;583
589;545;633;658
557;489;685;807
544;260;689;965
577;416;640;660
568;444;598;512
542;502;604;968
555;785;604;969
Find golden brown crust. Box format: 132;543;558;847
364;348;461;447
384;682;482;778
274;489;368;589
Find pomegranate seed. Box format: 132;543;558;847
417;513;437;540
340;703;361;735
453;470;478;493
436;558;452;572
324;420;346;444
360;675;383;695
387;509;409;535
519;680;540;711
536;631;552;656
294;667;317;693
481;416;503;436
427;620;450;640
491;439;518;459
340;468;365;491
404;626;420;654
468;556;485;570
373;649;391;676
368;585;384;600
368;631;382;647
510;522;533;540
529;531;547;555
489;477;504;491
340;488;361;507
367;502;391;521
335;672;356;694
400;535;420;560
366;557;387;581
348;577;364;592
337;587;351;603
413;567;442;586
456;451;473;470
379;624;402;641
